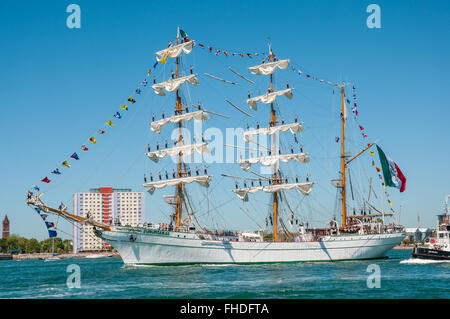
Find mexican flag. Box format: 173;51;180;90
376;145;406;192
180;29;190;42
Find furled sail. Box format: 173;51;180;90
239;152;310;171
152;74;199;96
243;122;303;143
232;182;314;201
143;174;213;195
232;186;263;202
248;59;290;76
146;142;211;162
155;41;195;61
150;110;210;134
246;88;293;110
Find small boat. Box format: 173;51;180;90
0;254;13;261
44;254;64;261
411;195;450;261
85;254;105;259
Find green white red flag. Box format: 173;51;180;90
376;145;406;192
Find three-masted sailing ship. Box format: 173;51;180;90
26;28;405;265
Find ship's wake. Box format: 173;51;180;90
400;258;450;265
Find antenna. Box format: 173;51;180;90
445;194;450;214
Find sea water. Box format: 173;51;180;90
0;250;448;299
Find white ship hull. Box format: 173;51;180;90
100;228;405;265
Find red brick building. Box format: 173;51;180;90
2;215;10;239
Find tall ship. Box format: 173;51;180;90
26;28;406;265
412;195;450;260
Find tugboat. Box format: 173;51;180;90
412;195;450;260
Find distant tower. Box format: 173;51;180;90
2;215;10;239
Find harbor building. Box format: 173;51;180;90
405;227;433;244
73;187;145;252
2;215;9;239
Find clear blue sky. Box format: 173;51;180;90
0;0;449;240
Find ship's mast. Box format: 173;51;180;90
175;26;183;231
340;86;347;228
339;85;375;228
269;44;279;242
143;28;208;231
231;46;312;240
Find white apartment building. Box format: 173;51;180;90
73;187;145;252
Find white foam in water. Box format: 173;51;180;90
400;258;450;265
200;264;237;267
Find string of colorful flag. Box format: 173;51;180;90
195;41;341;87
348;86;396;213
30;62;162;192
33;207;57;238
197;42;266;59
288;63;340;88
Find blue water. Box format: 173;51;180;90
0;250;449;299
